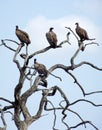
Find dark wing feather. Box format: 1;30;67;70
51;31;57;43
46;32;52;44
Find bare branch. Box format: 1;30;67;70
59;101;70;129
21;76;41;102
48;64;86;96
44;100;58;130
28;46;52;59
65;27;79;41
13;44;23;70
85;42;99;47
0;109;7;130
70;43;84;66
48;86;70;104
5;111;14;120
76;61;102;71
48;64;68;73
47;86;70;129
85;90;102;96
0;97;13;105
1;40;16;52
70;99;102;107
68;108;86;128
3;39;20;45
69;121;99;130
47;71;62;81
30;90;48;124
18;99;31;120
59;31;71;46
67;71;85;96
3;105;14;111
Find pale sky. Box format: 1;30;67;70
0;0;102;130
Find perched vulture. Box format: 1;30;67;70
46;27;57;48
15;25;31;46
34;59;48;77
75;22;95;42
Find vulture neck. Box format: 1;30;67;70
16;26;19;30
76;24;79;28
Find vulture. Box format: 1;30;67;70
75;22;95;42
46;27;57;48
34;59;62;81
34;59;48;77
15;25;31;46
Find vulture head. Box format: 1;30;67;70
34;58;37;63
16;25;19;30
75;22;79;26
49;27;54;31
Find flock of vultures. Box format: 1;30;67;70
15;23;95;81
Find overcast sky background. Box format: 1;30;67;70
0;0;102;130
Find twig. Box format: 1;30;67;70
48;71;62;81
13;44;23;70
5;111;14;120
67;71;85;96
3;105;14;111
28;46;52;59
70;99;102;107
68;121;99;130
3;39;20;45
0;109;7;129
26;70;36;87
76;61;102;71
68;109;86;128
1;40;16;52
65;27;79;41
0;97;13;105
85;90;102;96
59;100;70;129
70;43;84;66
48;86;70;129
85;42;99;47
59;31;71;46
44;100;58;130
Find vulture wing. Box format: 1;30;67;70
46;32;52;44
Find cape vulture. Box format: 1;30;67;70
34;59;62;81
15;25;31;46
75;22;95;42
46;27;57;48
34;59;48;77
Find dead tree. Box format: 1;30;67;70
0;26;102;130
